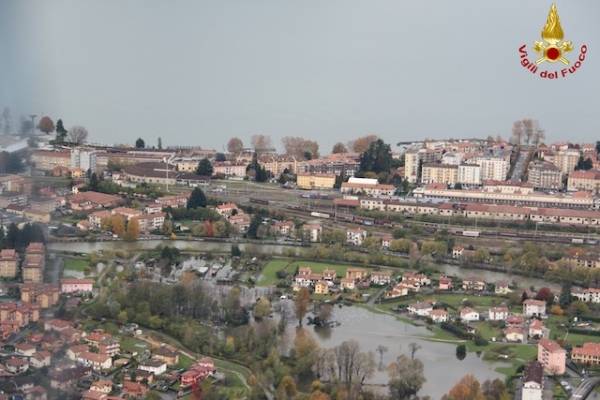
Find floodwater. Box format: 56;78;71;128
288;305;506;399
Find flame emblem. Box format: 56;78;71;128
534;3;573;64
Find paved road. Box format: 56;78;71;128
570;377;600;400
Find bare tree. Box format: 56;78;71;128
68;125;89;144
349;134;378;153
282;136;319;160
511;120;524;145
332;142;348;154
251;134;272;153
388;354;426;399
376;345;388;370
227;137;244;155
409;342;421;360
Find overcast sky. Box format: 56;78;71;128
2;0;598;151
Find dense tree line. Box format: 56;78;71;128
0;223;45;250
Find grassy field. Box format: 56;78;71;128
64;258;90;272
258;259;383;286
120;336;149;353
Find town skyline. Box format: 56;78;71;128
2;1;599;149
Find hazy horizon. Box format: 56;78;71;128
2;0;599;151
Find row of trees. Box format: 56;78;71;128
0;223;45;250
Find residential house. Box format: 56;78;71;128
408;302;433;317
537;339;566;375
6;357;29;374
272;220;295;237
30;351;51;369
386;283;409;299
181;357;216;387
77;352;113;371
15;342;36;357
460;307;480;322
302;223;322;242
370;271;392;286
122;381;148;398
528;320;546;339
571;287;600;303
504;327;525;343
452;246;464;259
522;361;544;400
488;306;509;321
438;276;453;291
60;278;94;294
139;358;167;376
215;203;239;217
462;277;486;292
314;281;329;295
340;278;356;291
495;281;512;295
430;309;449;323
346;268;368;281
523;299;546;318
346;228;367;246
89;380;113;394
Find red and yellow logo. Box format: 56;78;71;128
518;3;587;79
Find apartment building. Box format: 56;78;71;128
0;249;18;278
527;161;562;190
404;148;438;183
458;164;482;186
537;339;566;375
553;148;580;175
71;148;98;173
31;150;71;171
421;164;458;185
474;156;509;181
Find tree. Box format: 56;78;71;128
254;297;272;320
196;158;214;176
89;173;100;191
388;354;426;400
443;374;485;400
276;375;298;400
135;138;145;148
251;134;272;153
124;219;140;241
68;125;88;144
350;134;378;153
157;137;162;149
358;139;392;176
247;152;268;182
482;379;509;400
246;215;262;239
409;342;422;360
282;136;320;160
37;116;55;134
376;345;388;369
568;301;589;318
215;152;226;162
231;244;242;257
55;119;67;143
456;344;466;360
227;137;244;155
332;142;348;154
294;287;310;326
110;215;126;237
559;281;572;308
293;328;319;378
535;287;554;305
575;156;593;171
187;187;207;209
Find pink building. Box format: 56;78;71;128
61;279;94;294
537;339;566;375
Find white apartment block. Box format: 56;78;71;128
475;157;509;181
71;148;98;173
458;164;482;185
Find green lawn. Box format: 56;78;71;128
120;336;148;353
63;258;90;272
176;352;195;369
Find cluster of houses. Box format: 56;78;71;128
1;280;217;399
215;202;251;232
293;266;392;294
